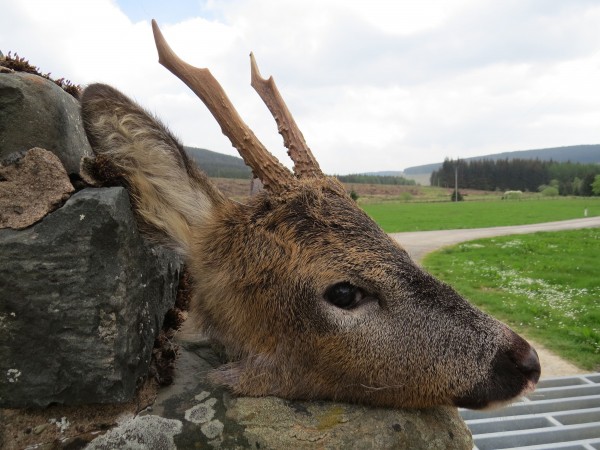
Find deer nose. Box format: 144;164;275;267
516;347;541;383
452;334;542;410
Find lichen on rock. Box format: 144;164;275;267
85;415;183;450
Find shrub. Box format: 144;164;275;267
450;190;464;201
350;190;359;202
541;186;559;197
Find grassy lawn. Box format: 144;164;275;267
423;229;600;371
362;197;600;233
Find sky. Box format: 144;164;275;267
2;0;600;174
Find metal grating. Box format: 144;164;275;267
460;373;600;450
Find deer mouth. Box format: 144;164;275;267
453;338;541;410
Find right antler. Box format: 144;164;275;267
250;53;322;179
151;20;294;192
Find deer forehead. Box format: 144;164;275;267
231;181;410;278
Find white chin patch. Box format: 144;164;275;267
479;380;538;411
521;379;538;397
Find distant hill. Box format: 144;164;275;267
184;146;251;179
404;144;600;175
184;144;600;185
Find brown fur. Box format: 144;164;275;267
81;83;540;409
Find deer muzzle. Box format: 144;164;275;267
454;328;541;409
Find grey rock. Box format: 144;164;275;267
0;147;74;229
0;72;92;175
0;187;182;407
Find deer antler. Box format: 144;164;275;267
151;20;294;191
250;53;322;179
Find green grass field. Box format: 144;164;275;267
423;229;600;371
362;197;600;233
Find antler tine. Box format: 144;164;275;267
250;53;323;179
151;20;293;192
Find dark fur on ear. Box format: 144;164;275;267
81;83;225;252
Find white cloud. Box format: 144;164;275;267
1;0;599;174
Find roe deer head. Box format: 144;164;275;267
80;20;540;409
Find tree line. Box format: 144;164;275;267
335;174;416;185
430;158;600;196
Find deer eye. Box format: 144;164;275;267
324;282;365;309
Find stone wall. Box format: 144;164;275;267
0;72;183;407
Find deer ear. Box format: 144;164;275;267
81;83;225;253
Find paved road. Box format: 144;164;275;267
390;216;600;263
